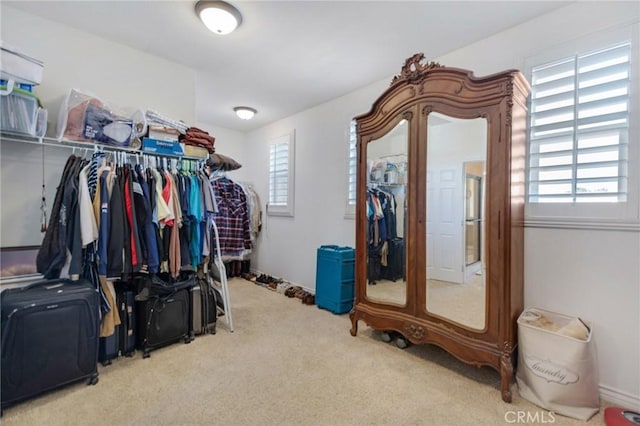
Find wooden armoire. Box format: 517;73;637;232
349;53;530;402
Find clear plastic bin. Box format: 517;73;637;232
1;86;38;135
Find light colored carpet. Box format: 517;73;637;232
2;278;609;425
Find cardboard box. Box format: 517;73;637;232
142;137;184;156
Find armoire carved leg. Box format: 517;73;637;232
500;351;514;403
349;311;358;336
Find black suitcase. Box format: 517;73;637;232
383;238;405;281
1;278;100;409
136;288;190;358
98;284;136;365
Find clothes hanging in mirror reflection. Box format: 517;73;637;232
366;184;404;284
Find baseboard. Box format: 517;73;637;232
600;384;640;411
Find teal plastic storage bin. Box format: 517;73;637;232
316;297;354;315
315;245;355;314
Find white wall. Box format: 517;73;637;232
0;6;196;247
1;6;196;133
242;1;640;408
244;81;387;288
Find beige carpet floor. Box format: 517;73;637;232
2;277;609;425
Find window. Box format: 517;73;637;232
528;42;631;203
346;120;357;217
267;131;295;216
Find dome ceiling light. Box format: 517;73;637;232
234;106;257;120
195;1;242;35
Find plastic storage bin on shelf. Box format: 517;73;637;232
315;245;355;314
0;84;43;136
0;42;44;85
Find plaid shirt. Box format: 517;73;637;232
210;177;252;257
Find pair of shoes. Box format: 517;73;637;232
255;274;270;284
302;293;315;305
285;286;301;298
241;272;257;282
256;273;280;285
294;289;304;299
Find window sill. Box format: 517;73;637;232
524;218;640;232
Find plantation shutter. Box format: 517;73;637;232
528;42;630;203
269;141;289;206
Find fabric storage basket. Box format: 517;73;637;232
516;308;600;421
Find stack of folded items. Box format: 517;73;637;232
180;127;215;153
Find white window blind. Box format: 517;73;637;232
268;131;295;216
269;142;289;205
528;42;631;203
347;120;357;206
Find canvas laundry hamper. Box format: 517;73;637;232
516;308;600;421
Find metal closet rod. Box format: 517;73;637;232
0;133;205;161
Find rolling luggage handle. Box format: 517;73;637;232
144;273;196;296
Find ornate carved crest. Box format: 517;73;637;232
391;53;443;86
404;323;425;340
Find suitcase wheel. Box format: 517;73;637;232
184;336;191;344
88;375;99;386
143;350;150;359
124;351;134;358
101;359;112;367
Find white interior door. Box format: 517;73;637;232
426;165;464;284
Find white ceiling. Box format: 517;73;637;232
5;0;570;132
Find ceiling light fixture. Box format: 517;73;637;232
234;106;257;120
195;1;242;35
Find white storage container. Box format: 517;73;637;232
0;85;45;136
516;308;599;421
0;42;44;85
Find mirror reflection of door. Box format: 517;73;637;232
425;113;487;330
365;119;408;306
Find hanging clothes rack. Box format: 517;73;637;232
0;133;205;161
3;132;237;332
